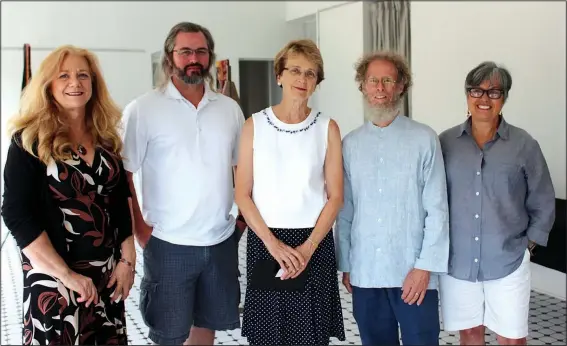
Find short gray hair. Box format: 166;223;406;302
157;22;216;90
465;61;512;102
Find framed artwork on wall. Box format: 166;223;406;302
216;59;241;107
151;51;161;88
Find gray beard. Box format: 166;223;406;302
174;66;209;85
365;97;403;124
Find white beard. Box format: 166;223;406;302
365;96;403;124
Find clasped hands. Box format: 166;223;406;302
265;238;315;280
59;258;134;308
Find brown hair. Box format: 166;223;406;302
274;39;324;85
354;51;412;96
8;45;123;165
157;22;216;90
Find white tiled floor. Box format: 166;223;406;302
2;232;566;345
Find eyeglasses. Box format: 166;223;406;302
467;88;504;99
365;76;397;88
173;48;209;57
284;67;317;80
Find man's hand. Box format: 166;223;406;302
342;272;352;294
401;268;430;305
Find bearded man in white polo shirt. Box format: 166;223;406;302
122;22;245;346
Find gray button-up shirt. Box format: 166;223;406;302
439;116;555;282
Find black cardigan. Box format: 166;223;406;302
1;135;132;258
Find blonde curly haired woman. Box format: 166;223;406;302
1;45;135;345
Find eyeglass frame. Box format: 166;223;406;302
172;48;210;58
364;76;398;89
283;67;318;81
466;87;504;99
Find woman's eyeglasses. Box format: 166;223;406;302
284;67;317;80
467;88;504;99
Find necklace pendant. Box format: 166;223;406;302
77;145;87;156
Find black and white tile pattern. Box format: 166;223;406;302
2;231;565;345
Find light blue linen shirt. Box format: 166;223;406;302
335;115;450;289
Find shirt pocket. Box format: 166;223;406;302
492;163;523;191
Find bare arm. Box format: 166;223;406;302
126;172;152;247
234;118;277;246
234;117;305;274
305;119;344;247
119;197;136;263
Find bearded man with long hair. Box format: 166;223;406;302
122;22;245;346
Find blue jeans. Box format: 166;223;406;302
352;286;440;345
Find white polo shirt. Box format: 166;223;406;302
122;81;244;246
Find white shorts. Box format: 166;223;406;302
439;249;531;339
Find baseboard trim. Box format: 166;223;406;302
530;262;566;300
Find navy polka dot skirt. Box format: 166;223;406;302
242;228;346;345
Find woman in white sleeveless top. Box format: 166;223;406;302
235;39;345;345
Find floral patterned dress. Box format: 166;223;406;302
21;147;129;345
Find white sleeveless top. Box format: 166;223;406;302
252;107;329;229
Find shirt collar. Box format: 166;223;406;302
365;113;406;132
164;78;218;102
457;115;509;140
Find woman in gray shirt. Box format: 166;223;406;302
438;61;555;345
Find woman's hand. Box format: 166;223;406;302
107;259;135;303
265;239;305;280
60;270;99;308
289;242;315;279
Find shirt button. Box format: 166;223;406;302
376;248;381;252
379;189;382;193
475;214;479;219
476;171;481;175
378;218;382;223
475;237;479;241
474;258;479;263
380;158;384;163
476;192;480;196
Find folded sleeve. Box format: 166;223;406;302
1;137;45;250
414;133;450;274
524;139;556;246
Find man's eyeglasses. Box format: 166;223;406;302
173;48;209;57
365;76;397;88
284;67;317;80
467;88;504;99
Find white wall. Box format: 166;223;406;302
318;1;367;137
411;1;566;199
1;1;292;98
285;1;349;21
0;0;296;151
411;1;566;299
